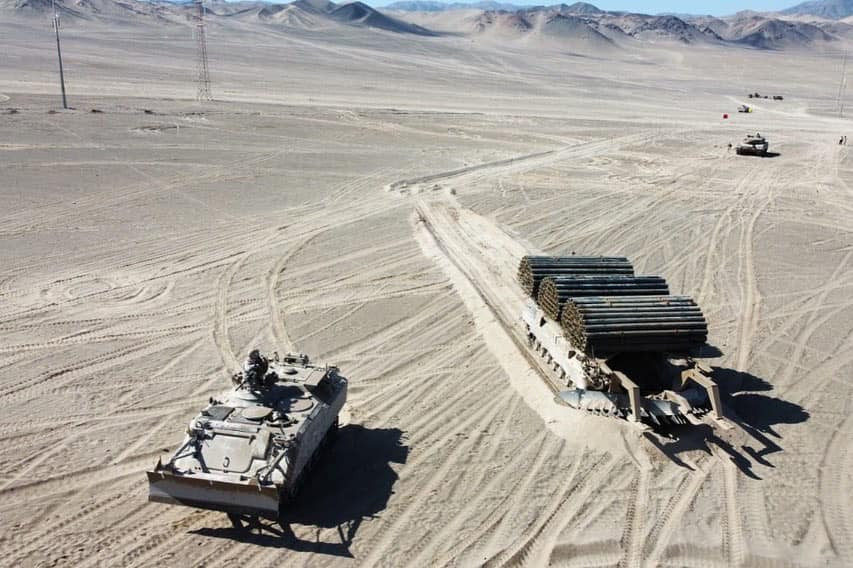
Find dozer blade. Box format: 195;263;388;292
557;389;694;427
558;389;620;416
147;469;280;519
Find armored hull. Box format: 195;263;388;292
147;352;347;519
736;134;769;156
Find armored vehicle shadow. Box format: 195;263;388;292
645;368;808;478
191;424;408;557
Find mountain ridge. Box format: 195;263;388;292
781;0;853;19
2;0;847;49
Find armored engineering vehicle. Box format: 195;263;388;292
147;351;347;523
736;133;769;156
518;256;725;427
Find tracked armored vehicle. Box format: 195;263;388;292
518;256;725;427
147;351;347;522
736;133;769;156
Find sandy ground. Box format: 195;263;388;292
1;13;852;568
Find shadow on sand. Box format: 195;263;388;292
191;424;408;557
645;365;808;479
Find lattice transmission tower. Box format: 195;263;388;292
837;51;848;118
52;0;68;109
195;0;212;102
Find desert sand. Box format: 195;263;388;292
1;6;852;567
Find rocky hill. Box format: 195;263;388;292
781;0;853;20
1;0;847;48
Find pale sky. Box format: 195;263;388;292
566;1;794;15
371;1;800;17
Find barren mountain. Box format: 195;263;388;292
539;12;611;43
726;15;837;48
1;0;436;33
1;0;848;49
222;2;324;28
328;1;435;34
0;0;177;19
0;0;57;11
384;2;845;48
606;13;722;43
384;0;519;11
782;0;853;19
469;9;530;34
559;2;604;16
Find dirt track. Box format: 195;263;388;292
1;12;852;568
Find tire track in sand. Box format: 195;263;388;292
212;251;248;372
775;250;853;391
388;132;655;196
696;164;760;305
715;447;747;567
818;402;853;560
733;169;775;372
618;444;652;568
357;390;515;566
403;396;530;564
642;454;716;566
499;454;618;567
265;233;322;352
481;447;584;567
435;435;560;567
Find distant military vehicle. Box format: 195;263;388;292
773;95;784;101
736;133;769;156
738;104;752;113
147;350;347;525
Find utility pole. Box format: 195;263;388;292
837;50;847;118
195;0;212;102
52;0;68;109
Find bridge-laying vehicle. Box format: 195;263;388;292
518;256;726;427
147;351;347;525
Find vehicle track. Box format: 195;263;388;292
413;199;560;394
642;454;716;566
3;486;138;565
717;449;748;567
265;233;321;352
432;434;559;566
619;453;652;568
499;454;618;567
459;436;566;564
774;249;853;390
482;446;586;567
734;179;774;373
353;341;484;425
818;401;853;561
0;323;203;354
0;337;165;402
262;387;516;567
403;395;529;563
388;132;657;196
